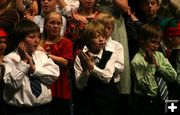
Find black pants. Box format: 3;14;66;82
50;98;71;115
131;93;164;115
6;103;50;115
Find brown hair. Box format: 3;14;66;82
138;24;163;43
81;20;105;47
96;11;115;28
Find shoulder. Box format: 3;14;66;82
131;52;144;64
4;51;20;63
154;51;166;58
34;50;47;56
61;37;73;45
106;39;123;51
34;15;43;22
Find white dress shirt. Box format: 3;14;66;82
106;37;124;82
3;50;60;107
74;38;124;90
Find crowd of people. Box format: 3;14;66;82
0;0;179;115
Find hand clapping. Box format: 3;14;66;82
78;50;94;72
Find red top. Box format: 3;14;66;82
43;37;73;99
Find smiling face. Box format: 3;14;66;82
143;37;161;52
24;32;40;54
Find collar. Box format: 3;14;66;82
83;46;104;59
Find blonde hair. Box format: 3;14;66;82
42;11;62;39
96;12;115;28
81;20;105;46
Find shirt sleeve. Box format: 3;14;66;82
3;55;30;90
32;52;60;85
74;51;116;90
156;52;177;82
61;0;79;16
74;55;90;90
131;55;158;96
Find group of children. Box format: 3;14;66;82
0;0;179;115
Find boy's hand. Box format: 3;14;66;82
144;48;160;69
18;42;29;61
18;42;35;73
78;50;94;71
145;48;154;64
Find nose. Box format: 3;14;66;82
34;35;40;43
99;35;105;42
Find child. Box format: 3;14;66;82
74;20;120;115
3;19;60;115
95;11;133;115
33;0;66;36
129;0;161;60
131;24;177;115
0;28;7;115
39;11;73;115
160;17;180;99
95;12;124;82
65;0;99;57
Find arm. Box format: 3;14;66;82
131;54;158;95
74;50;116;90
3;53;30;90
57;0;79;16
114;0;130;13
155;52;177;82
31;52;60;85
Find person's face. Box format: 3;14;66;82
88;32;106;54
143;37;161;53
169;36;180;48
142;0;160;18
0;37;7;55
41;0;57;14
24;32;40;54
79;0;96;10
45;14;62;38
104;22;114;39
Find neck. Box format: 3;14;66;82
80;9;94;17
46;35;61;44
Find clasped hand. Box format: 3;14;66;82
78;50;94;72
18;42;35;74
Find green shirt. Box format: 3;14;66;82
131;48;177;97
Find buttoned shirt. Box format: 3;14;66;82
74;38;124;90
3;50;60;107
106;37;124;82
131;48;177;96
